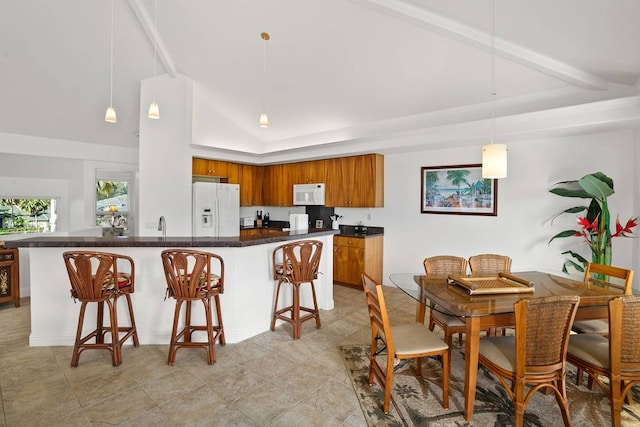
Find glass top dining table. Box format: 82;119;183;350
389;270;617;422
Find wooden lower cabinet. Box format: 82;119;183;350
333;235;383;289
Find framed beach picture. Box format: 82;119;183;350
421;164;498;216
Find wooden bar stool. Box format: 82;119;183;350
63;251;139;367
161;249;225;365
271;240;322;339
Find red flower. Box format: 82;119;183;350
612;216;638;238
577;216;598;231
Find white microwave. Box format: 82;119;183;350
293;183;325;206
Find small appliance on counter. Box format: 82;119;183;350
289;213;309;231
240;216;254;227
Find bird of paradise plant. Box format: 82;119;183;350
549;172;637;274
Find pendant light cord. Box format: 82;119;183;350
262;35;267;113
490;0;495;144
153;0;158;102
109;0;114;107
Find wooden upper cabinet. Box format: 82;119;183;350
325;154;383;207
192;158;238;182
239;164;264;206
291;160;326;184
264;164;294;207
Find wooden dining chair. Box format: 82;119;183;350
468;253;512;275
361;273;449;413
423;256;467;365
567;294;640;427
478;295;579;427
571;262;634;335
468;253;513;336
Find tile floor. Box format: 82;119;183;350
0;284;417;426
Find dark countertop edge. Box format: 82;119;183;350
4;229;340;248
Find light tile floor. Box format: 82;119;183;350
0;284;417;426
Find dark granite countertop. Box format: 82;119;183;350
4;228;339;248
337;225;384;238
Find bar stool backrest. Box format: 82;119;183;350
63;251;134;301
273;240;322;284
161;249;224;300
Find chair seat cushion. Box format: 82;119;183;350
191;273;221;290
391;323;448;355
274;263;318;280
102;272;132;291
432;310;465;327
568;333;609;369
572;319;608;334
479;336;516;372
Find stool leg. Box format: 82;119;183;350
123;293;139;346
203;297;215;364
213;294;225;345
107;297;121;367
271;280;283;331
309;281;321;329
185;300;193;343
168;300;183;365
96;301;105;344
293;283;301;339
71;302;88;367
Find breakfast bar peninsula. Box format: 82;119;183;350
6;229;337;346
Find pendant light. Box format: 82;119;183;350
104;0;117;123
148;0;160;119
259;32;270;128
482;0;507;179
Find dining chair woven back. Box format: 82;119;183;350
468;254;512;274
362;273;449;413
567;294;640;427
422;256;468;362
572;262;634;335
478;295;579;427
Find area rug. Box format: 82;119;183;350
340;344;640;426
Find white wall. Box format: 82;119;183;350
340;129;639;289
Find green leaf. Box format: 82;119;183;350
560;250;589;265
579;173;614;201
549;187;592;198
548;230;580;244
550;206;587;224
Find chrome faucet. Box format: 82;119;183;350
158;216;166;240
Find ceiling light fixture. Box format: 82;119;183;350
148;0;160;120
259;32;270;128
482;0;507;179
104;0;117;123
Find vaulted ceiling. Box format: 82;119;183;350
1;0;639;156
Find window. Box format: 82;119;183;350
96;180;129;232
0;198;58;235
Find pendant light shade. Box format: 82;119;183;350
260;32;270;128
481;0;507;179
259;112;269;127
148;101;160;119
482;143;508;178
105;0;116;123
148;0;160;119
105;106;117;123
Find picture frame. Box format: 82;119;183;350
315;219;323;229
421;163;497;216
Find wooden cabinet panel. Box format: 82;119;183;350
192;158;239;182
264;164;294;206
291;160;326;184
333;235;383;288
239;164;264;206
325;154;384;207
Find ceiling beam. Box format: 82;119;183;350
128;0;177;78
352;0;608;91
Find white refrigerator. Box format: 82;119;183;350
192;182;240;237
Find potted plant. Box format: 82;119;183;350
548;172;637;274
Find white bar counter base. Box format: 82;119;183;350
12;232;335;346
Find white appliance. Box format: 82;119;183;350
193;182;240;237
293;183;325;206
240;216;254;227
289;213;309;231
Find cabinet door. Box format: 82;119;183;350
292;160;326;184
325;157;355;207
192;158;209;176
265;164;293;206
333;244;350;284
351;154;384;207
239;164;254;206
192;158;239;181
